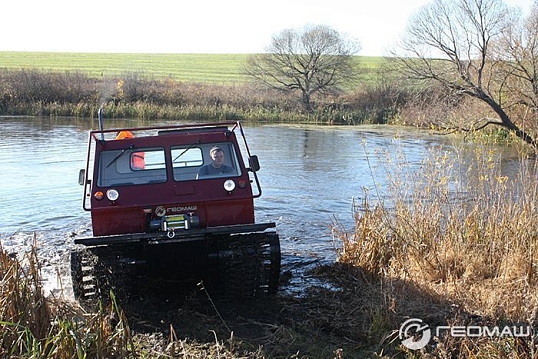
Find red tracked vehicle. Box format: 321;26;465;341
71;120;280;301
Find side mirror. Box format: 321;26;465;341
248;155;260;172
78;169;86;186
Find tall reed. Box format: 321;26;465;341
335;143;538;352
0;236;269;357
0;235;51;357
0;236;136;358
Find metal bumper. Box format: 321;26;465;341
74;222;277;246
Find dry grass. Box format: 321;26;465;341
334;143;538;356
0;235;138;357
0;235;362;358
0;238;271;358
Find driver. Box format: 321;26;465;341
197;145;233;177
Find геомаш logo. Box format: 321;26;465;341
399;318;533;350
399;318;432;350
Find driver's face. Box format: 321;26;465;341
211;151;224;167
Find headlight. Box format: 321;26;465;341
106;188;120;201
223;179;236;192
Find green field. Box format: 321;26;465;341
0;51;384;85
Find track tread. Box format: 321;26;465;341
217;232;281;300
70;245;135;305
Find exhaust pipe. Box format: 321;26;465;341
98;106;105;142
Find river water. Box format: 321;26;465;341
0;116;528;297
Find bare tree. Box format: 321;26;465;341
245;24;361;112
393;0;537;149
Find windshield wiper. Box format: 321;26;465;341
106;144;134;168
173;139;201;163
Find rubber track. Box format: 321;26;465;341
217;232;281;299
70;245;133;304
70;232;281;303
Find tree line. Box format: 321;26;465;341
0;67;410;125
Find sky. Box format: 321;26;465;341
1;0;535;57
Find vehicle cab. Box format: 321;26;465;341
80;122;262;237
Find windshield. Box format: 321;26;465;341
96;142;242;186
98;147;167;187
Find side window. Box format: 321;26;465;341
98;147;167;186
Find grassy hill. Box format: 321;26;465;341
0;51;384;85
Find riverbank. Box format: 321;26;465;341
333;146;538;357
1;68;531;153
0;239;398;358
0;66;405;126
